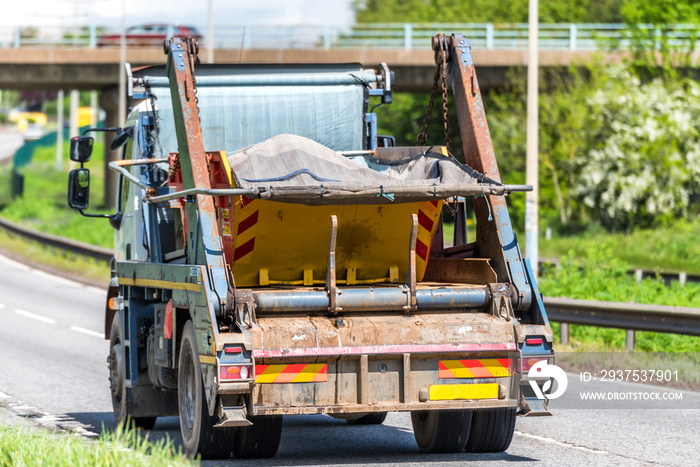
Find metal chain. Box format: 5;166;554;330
440;46;451;154
167;153;181;181
416;66;441;146
417;34;451;153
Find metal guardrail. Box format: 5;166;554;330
544;297;700;350
1;23;699;51
0;215;698;348
544;297;700;337
0;216;112;263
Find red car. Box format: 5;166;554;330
97;24;202;47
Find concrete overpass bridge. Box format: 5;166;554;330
4;20;677;92
4;20;698;92
0;46;604;92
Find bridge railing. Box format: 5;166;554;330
1;23;699;51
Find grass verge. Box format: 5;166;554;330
0;422;195;466
541;219;700;275
0;229;110;285
0;136;113;250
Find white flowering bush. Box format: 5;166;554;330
574;66;700;229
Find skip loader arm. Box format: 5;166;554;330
165;38;233;314
439;34;530;311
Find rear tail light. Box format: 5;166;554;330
526;338;543;345
219;365;252;381
521;357;552;373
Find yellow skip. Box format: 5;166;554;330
429;383;499;401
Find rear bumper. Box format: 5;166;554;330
248;349;521;416
254;399;517;416
217;311;548;417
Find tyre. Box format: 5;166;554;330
411;410;472;453
346;412;388;425
233;415;283;459
178;321;237;459
465;408;516;453
108;313;157;430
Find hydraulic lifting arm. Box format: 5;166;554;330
164;37;233;317
441;33;533;312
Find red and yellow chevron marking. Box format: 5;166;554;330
255;363;328;383
438;359;511;379
233;197;259;263
415;199;443;277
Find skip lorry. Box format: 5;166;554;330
67;34;554;459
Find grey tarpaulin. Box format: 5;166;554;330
226;134;514;205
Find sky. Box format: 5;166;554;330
1;0;356;29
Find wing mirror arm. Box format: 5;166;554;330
67;127;132;229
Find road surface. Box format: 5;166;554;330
0;130;23;164
0;251;698;466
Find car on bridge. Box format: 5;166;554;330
97;24;202;47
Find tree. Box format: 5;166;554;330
353;0;624;24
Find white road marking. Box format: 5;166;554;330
0;254;31;272
69;425;99;438
32;269;81;288
514;431;608;454
0;390;100;438
14;309;57;325
70;326;105;339
35;414;60;422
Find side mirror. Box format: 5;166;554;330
68;168;90;210
70;136;94;163
111;127;134;151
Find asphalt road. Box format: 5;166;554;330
0;130;23;163
0;251;698;466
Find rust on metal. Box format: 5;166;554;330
406;214;418;312
250;312;515;354
422;257;497;284
165;37;232;317
446;33;531;311
326;215;339;314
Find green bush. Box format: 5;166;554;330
1;135;114;249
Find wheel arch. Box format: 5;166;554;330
105;277;120;339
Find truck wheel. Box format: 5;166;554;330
464;408;516;453
346;412;388;425
411;410;472;453
178;321;236;459
108;314;157;430
233;415;283;458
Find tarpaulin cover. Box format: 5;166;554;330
227;134;499;205
142;64;371;155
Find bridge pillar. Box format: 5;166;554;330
100;86;121;210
